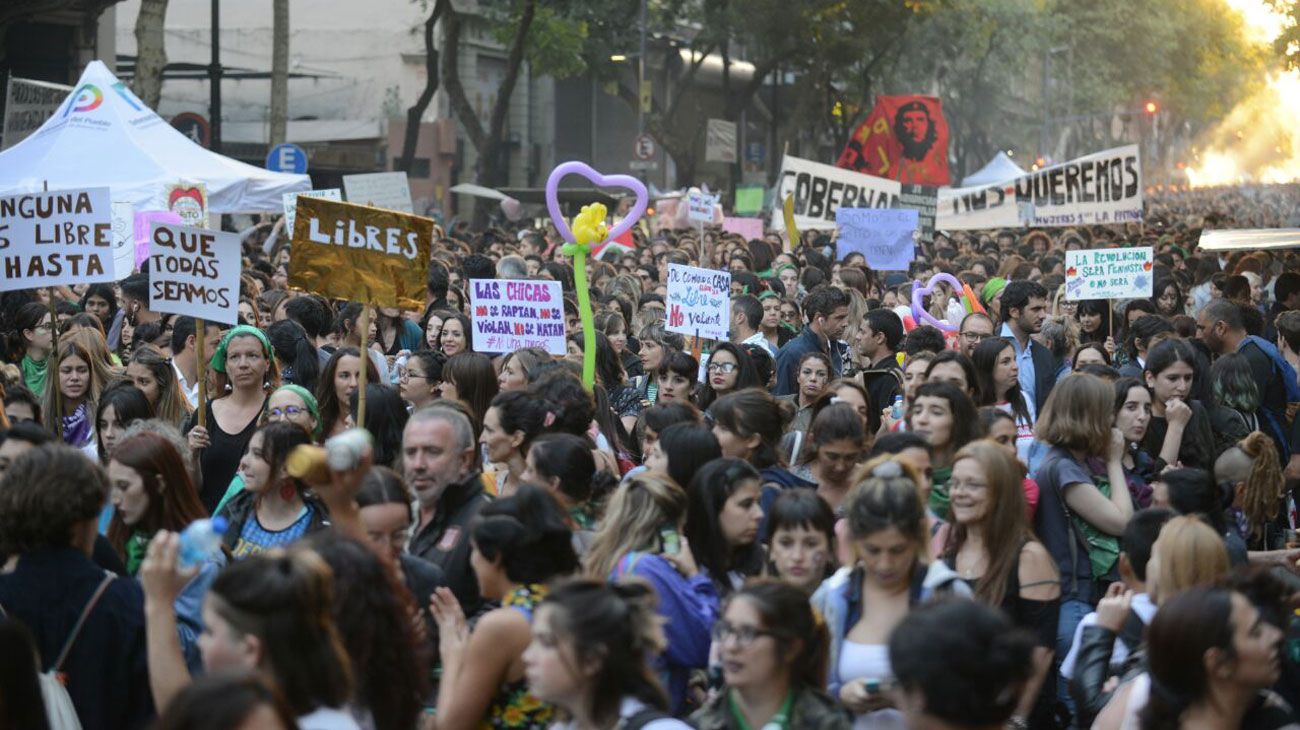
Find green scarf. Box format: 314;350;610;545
928;465;954;521
126;531;152;575
21;354;47;396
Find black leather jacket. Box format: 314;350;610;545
1069;622;1146;728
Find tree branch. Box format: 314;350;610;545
441;2;485;151
398;0;449;174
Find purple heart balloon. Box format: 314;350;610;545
911;272;964;333
545;161;649;245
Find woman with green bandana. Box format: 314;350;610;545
106;431;223;671
211;384;321;515
184;325;279;513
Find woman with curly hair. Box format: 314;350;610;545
306;532;429;730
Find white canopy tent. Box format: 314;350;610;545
1198;228;1300;251
961;151;1028;187
0;61;309;212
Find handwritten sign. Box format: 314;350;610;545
666;263;730;341
686;191;718;223
722;216;763;240
148;223;241;324
1064;246;1154;301
110;202;135;279
283;188;342;233
165;182;208;228
343;172;413;213
289;196;432;309
468;279;565;355
835;208;918;271
0;187;114;291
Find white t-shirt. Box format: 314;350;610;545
298;706;363;730
548;698;690;730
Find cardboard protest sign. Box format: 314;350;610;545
666;263;730;341
283;188;342;233
686;191;718;223
835;208;918;271
837;95;951;185
148;223;242;324
771;154;900;232
0;187;114;291
1064;247;1154;301
343;172;413;213
468;279;566;355
2;77;72;151
165;182;208;228
722;217;763;240
288;196;432;309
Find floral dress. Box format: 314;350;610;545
480;584;552;730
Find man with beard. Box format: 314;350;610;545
894;101;938;162
774;286;850;396
404;403;490;613
998;280;1058;414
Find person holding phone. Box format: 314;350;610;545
585;473;721;715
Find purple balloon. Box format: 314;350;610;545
544;161;648;245
911;272;965;333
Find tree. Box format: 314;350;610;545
1271;0;1300;69
131;0;170;108
268;0;288;145
396;0;450;174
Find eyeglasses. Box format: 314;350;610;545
711;621;776;647
706;361;738;374
268;406;307;418
949;479;988;494
399;369;432;382
960;331;994;342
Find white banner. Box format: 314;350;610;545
0;187;115;291
935;182;1019;230
283;188;342;234
148;223;242;324
705;118;737;163
2;77;72;151
469;279;566;355
1014;145;1143;227
771;154;900;232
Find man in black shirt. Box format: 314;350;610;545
404;403;490;614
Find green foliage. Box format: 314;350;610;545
1268;0;1300;69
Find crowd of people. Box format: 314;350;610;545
0;183;1299;730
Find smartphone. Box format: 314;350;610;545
659;525;681;555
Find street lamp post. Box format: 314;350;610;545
209;0;222;153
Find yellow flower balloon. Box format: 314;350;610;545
572;203;608;247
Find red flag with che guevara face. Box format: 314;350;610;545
836;95;951;186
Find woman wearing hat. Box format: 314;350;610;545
184;325;279;513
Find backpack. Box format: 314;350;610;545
0;572;114;730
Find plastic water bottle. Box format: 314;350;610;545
178;517;228;570
890;394;905;421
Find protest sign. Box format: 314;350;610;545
734;186;764;216
666;263;730;341
705;119;738;163
165;182;208;228
935;181;1019;230
343;172;414;213
897;184;938;244
134;211;182;268
288;196;432;309
771;154;900;232
468;279;566;355
835;208;918;271
2;77;72;150
148;223;242;324
1014;145;1143;227
283;188;342;233
0;187;114;291
110;202;135;279
686;191;718;223
1064;246;1154;301
722;217;763;240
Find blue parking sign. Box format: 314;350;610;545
266;143;308;174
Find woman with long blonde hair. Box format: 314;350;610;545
583;473;719;715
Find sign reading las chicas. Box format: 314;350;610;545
289;196;432;309
469;278;566;355
148;223;242;324
0;187;114;291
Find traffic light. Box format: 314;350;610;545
1145;101;1158;114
